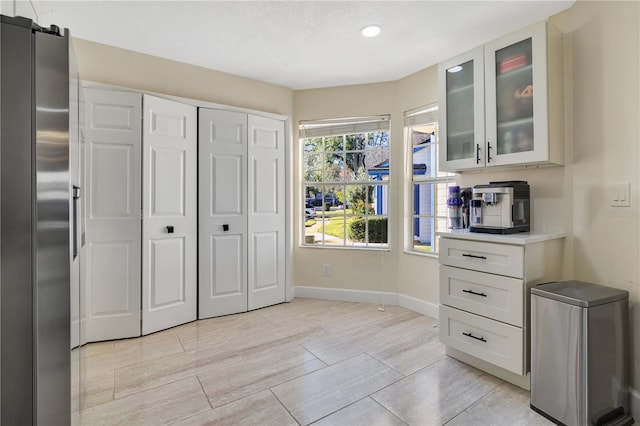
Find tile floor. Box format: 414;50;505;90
73;298;553;425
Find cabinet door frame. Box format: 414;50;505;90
484;20;548;167
439;46;485;172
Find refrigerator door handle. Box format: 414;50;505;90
72;185;80;259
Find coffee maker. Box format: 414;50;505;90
469;181;530;234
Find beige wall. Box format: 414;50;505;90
292;0;640;391
293;69;442;301
72;0;639;393
73;38;294;117
553;0;640;392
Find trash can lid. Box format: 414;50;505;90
531;280;629;307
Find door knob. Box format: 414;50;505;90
166;225;174;233
223;224;229;232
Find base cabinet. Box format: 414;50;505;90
438;232;564;388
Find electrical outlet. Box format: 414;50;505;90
322;264;330;276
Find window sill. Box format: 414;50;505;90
299;244;391;252
403;249;439;259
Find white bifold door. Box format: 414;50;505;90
247;115;286;310
83;89;142;342
142;95;197;335
199;110;285;319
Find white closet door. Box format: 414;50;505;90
247;115;286;310
142;95;197;335
83;89;142;342
198;109;248;319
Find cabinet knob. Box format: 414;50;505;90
166;225;174;234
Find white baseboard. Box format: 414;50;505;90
631;386;640;420
293;286;398;306
292;286;439;320
397;294;439;319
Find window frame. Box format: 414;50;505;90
300;116;391;250
405;105;455;255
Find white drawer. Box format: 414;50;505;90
440;265;524;327
439;305;524;375
439;238;524;278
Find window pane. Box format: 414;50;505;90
367;146;389;180
324;135;344;152
345;133;366;151
345;152;367;176
322;153;342;181
412;216;433;252
412;135;434;179
348;215;388;248
304;137;323;153
368;131;389;147
304;153;323;182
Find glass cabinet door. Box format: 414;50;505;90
438;46;485;171
495;38;534;155
485;21;549;166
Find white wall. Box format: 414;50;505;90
1;0;39;21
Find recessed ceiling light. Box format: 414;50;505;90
447;65;463;73
361;24;381;38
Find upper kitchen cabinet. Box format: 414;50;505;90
439;47;485;171
439;20;564;172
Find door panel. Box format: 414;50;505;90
252;231;278;289
210;235;243;295
142;95;197;335
198;109;248;318
253;158;278;214
248;115;285;310
150;148;185;216
149;238;185;309
83;89;142;342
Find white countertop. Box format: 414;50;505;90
436;229;566;245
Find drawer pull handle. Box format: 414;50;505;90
462;253;487;260
463;289;487;297
463;332;487;343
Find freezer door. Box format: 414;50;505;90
34;29;71;423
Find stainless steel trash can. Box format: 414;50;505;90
530;281;633;426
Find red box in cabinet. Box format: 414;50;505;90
499;54;527;74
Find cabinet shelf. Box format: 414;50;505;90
448;130;474;139
497;117;534;129
447;84;474;96
497;64;533;79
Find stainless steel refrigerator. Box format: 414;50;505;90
1;15;73;424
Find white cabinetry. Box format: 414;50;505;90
438;231;564;389
439;20;564;172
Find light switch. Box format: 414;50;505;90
611;182;630;207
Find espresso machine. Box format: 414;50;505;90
469;181;530;234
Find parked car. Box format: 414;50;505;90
305;204;316;220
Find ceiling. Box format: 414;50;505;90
34;1;575;90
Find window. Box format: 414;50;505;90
301;116;390;249
405;105;455;254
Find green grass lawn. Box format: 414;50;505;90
323;216;354;239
